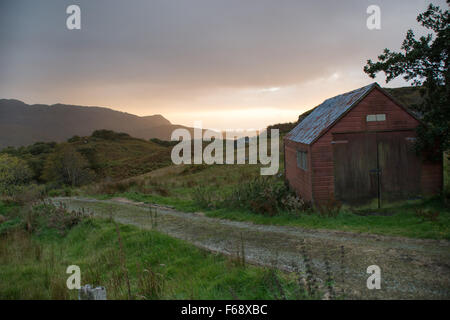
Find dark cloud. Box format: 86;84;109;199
0;0;446;128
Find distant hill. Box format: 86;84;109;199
0;99;194;148
384;86;425;109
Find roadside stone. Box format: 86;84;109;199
78;284;107;300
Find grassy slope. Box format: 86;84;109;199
1;134;173;183
0;203;303;300
71;136;172;180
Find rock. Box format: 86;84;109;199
0;215;6;224
78;284;107;300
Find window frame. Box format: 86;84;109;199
296;150;308;171
366;114;386;122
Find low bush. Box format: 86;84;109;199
316;195;342;218
91;130;130;140
224;177;308;216
19;203;91;236
415;208;440;222
192;187;216;209
11;184;46;205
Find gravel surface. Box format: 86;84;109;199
51;196;450;299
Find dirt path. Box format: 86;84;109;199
51;197;450;299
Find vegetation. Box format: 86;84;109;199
83;158;450;240
0;131;173;189
42;145;94;187
0;154;33;196
0;142;56;182
0;200;327;300
150;138;179;147
364;2;449;156
221;177;308;216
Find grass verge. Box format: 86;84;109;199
91;191;450;240
0;201;316;300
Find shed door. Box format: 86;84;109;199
376;131;421;201
332;132;378;205
332;131;421;206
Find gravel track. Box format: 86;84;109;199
51;196;450;299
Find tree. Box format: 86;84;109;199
42;145;94;187
0;154;32;196
364;2;449;156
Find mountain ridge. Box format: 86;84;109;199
0;99;192;148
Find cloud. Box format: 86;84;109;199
0;0;446;129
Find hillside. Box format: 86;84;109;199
0;99;194;148
1;130;172;182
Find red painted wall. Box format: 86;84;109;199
284;139;313;202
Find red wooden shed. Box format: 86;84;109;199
284;83;443;206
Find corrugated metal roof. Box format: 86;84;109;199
286;83;378;145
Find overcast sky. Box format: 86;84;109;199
0;0;446;130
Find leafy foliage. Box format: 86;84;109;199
364;2;449;155
0;154;33;196
149;138;179;147
0;142;56;182
41;145;94;187
91;130;131;140
224;177;308;216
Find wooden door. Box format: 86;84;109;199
332;130;421;206
332;132;378;205
377;131;421;201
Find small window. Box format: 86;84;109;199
366;114;386;122
296;150;308;171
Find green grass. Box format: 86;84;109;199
0;202;308;300
78;151;450;240
97;191;450;240
205;199;450;240
0;200;18;216
444;152;450;197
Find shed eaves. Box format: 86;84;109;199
286;82;378;145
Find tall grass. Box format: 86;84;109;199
1;200;326;300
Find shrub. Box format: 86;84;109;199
192;187;216;209
316;195;342;218
0;154;33;196
180;164;208;175
92;130;130;140
41;145;95;187
11;184;46;205
280;194;310;212
24;203;91;236
415;208;440;222
149;138;178;147
224;177;306;216
67;135;82;143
